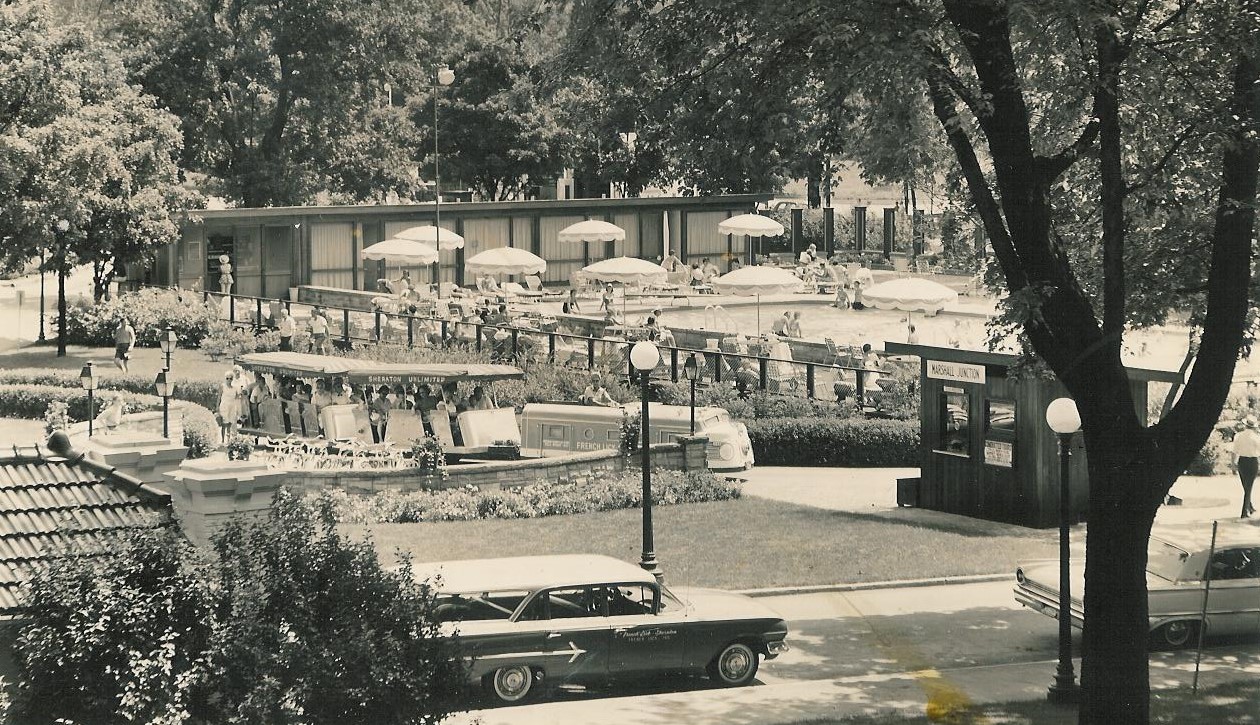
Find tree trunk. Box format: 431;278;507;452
806;161;822;208
1079;424;1170;724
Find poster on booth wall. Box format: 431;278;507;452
984;439;1014;468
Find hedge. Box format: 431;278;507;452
325;469;740;523
59;287;220;347
746;417;920;467
0;384;219;459
0;370;221;413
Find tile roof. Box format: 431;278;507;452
0;455;172;614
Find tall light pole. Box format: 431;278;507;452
1045;396;1081;704
682;353;699;435
53;219;69;355
80;362;96;437
630;340;662;583
432;64;455;297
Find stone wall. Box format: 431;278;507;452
287;436;711;495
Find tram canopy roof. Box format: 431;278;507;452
233;352;524;384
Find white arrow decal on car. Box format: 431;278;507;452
479;641;588;664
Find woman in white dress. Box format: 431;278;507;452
218;371;241;443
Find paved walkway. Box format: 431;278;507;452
738;466;1256;529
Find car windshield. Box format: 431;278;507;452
659;585;684;612
1147;538;1190;581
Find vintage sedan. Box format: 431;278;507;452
419;554;789;704
1015;522;1260;649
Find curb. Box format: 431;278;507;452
735;572;1010;598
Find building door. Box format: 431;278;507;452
263;226;294;299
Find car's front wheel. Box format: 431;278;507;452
1152;620;1198;650
489;665;535;703
708;642;759;686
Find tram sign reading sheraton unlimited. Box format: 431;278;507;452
926;360;986;384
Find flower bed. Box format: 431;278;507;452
325;468;740;523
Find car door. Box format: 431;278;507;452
607;584;687;676
1206;547;1260;635
516;586;611;684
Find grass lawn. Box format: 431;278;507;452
347;497;1056;590
789;678;1260;723
0;344;230;383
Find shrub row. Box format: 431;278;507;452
747;417;920;466
326;469;741;524
0;369;221;413
60;288;221;347
0;384;218;459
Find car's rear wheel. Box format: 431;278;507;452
708;642;759;686
489;665;535;703
1152;620;1198;650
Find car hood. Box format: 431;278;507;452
673;586;784;622
1018;561;1168;594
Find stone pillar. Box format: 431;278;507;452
679;435;711;472
83;431;188;489
164;459;287;548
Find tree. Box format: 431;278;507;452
584;1;1260;722
103;0;463;206
14;527;214;725
14;490;466;725
0;0;193;350
201;489;465;724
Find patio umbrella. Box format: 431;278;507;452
465;246;548;277
558;220;627;270
393;225;465;250
861;277;959;332
580;256;668;321
719;213;784;263
361;238;439;266
710;265;804;332
861;277;958;312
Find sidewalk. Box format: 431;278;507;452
739;466;1254;529
450;646;1260;725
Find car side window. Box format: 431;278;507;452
521;587;606;620
606;584;656;616
436;591;529;622
1211;548;1260;580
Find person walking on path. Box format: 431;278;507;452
113;318;135;372
369;386;392;443
277;308;295;351
1232;417;1260;517
217;371;240;443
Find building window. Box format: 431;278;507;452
935;388;971;456
984;399;1016;468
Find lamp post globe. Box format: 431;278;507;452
630;340;660;372
437;64;455;86
1045;395;1081;704
1046;397;1081;434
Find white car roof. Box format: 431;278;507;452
415;554;656;594
1151;521;1260;552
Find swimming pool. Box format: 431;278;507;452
658;301;989;350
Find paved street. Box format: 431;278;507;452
453;580;1260;724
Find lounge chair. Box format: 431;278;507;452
524;275;563;297
504;281;543;302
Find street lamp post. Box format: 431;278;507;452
630;340;663;583
1045;396;1082;704
154;368;172;439
160;326;177;370
432;64;455;296
682;353;700;435
53;219;69;356
80;362;96;437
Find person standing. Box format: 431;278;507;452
661;251;681;272
113;318;136;372
600;285;615;313
217;371;240;443
369;386;392;443
785;311;803;338
308;308;330;354
277;308;295;351
1232;417;1260;518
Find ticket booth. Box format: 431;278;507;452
884;343;1184;528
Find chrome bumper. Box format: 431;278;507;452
766;640;790;658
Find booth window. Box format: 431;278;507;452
984;399;1016;467
986;400;1016;435
935;389;971;456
